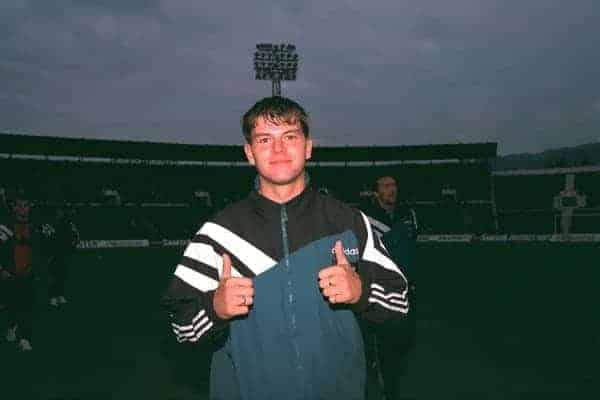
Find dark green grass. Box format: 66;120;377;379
416;243;599;399
1;244;598;399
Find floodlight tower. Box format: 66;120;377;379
253;43;299;97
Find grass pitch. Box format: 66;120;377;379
1;244;598;399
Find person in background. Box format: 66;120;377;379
1;199;14;314
361;175;418;400
45;207;79;307
4;190;35;351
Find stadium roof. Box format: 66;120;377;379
0;132;496;162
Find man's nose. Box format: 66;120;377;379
272;137;284;152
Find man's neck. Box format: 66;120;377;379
377;198;395;213
259;176;306;204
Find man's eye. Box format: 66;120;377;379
284;134;299;141
257;137;271;144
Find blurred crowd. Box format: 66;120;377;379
1;189;79;352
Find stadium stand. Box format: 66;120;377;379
575;171;600;208
8;134;600;238
1;132;500;239
493;165;600;234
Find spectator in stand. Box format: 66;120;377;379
361;175;418;400
128;216;142;239
45;207;80;307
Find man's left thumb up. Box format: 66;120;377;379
334;240;349;265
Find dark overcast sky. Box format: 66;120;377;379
1;0;599;155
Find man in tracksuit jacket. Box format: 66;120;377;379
162;97;409;400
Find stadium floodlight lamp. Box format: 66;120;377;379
253;42;299;96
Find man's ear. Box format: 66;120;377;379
305;138;313;160
244;143;256;166
373;188;381;201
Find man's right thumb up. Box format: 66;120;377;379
221;253;232;280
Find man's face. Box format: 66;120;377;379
376;176;397;206
244;116;313;187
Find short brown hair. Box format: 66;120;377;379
242;96;310;143
374;175;397;191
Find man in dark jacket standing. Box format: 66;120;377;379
2;193;35;351
162;97;409;400
362;175;417;400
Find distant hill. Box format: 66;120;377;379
492;142;600;171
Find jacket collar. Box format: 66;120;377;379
250;173;314;219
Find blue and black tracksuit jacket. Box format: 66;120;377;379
162;187;409;400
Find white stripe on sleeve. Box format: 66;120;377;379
199;222;277;276
184;242;243;278
174;264;219;292
359;211;405;279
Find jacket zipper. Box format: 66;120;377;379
280;204;304;375
280;205;290;269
